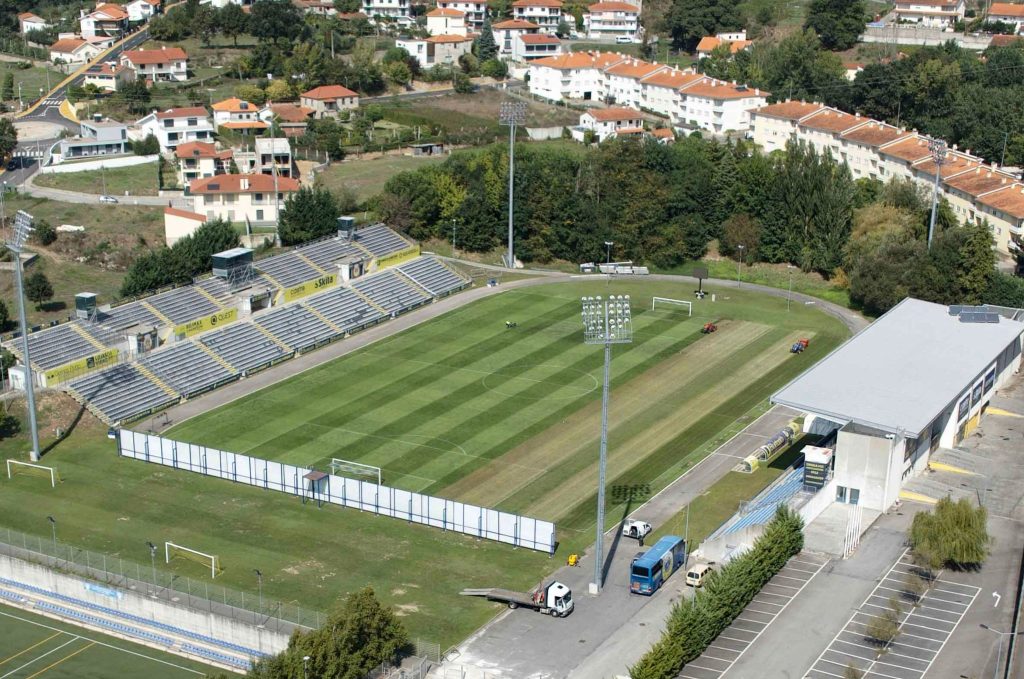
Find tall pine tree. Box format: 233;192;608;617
476;14;498;61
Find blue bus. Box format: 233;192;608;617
630;535;686;595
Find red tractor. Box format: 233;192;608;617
701;322;718;334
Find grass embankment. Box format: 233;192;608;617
33;162;161;196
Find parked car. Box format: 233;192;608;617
6;158;19;171
686;563;712;588
99;195;119;204
622;519;652;540
615;36;633;44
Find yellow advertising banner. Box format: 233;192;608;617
174;308;239;339
282;274;337;304
375;245;421;270
44;348;120;386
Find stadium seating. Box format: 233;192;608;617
303;286;385;333
19;321;120;371
256;251;326;288
396;257;468;297
354;224;415;256
200;322;293;373
147;287;223;326
255;305;338;352
141;342;238;397
717;467;807;537
66;364;179;424
99;300;163;332
292;235;363;271
351;269;431;313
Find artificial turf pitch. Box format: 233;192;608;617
0;277;847;647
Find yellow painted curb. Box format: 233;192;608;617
59;99;79;123
900;490;938;505
928;461;978;476
987;406;1023;418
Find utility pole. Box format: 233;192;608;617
736;244;745;287
927;139;947;250
499;101;526;269
5;211;42;462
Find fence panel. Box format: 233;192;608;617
119;431;556;553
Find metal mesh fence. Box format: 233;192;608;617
0;527;324;633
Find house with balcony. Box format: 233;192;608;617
259;103;315;137
494;19;538;58
794;107;865;162
838;120;909;180
528;51;625;101
121;46;188;82
603;58;665;108
436;0;487;31
362;0;410;23
583;1;641;41
49;37;104;64
397;34;475;67
80;3;129;38
190;173;301;225
211;97;267;134
512;0;566;34
175;141;233;184
972;184;1024;253
233;137;294;177
749;100;826;154
572;107;644;142
892;0;966;28
675;79;768;134
82;61;135;91
299;85;359;118
638;67;702;118
988;3;1024;32
18;12;50;35
695;31;752;59
514;33;561;60
57;117;130;162
426;7;468;36
125;0;160;22
136;106;214;151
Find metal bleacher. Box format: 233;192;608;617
715;467;808;538
292;235;364;270
304;285;385;333
255;304;337;352
353;224;414;256
146;286;223;325
351;269;431;313
200;322;293;373
66;364;179;424
99;301;162;332
396;257;468;297
141;342;238;398
17;321;119;370
255;250;326;288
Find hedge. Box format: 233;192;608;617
630;506;804;679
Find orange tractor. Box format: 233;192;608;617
701;322;718;334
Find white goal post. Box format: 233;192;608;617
652;297;693;316
329;458;382;485
165;541;220;578
6;460;57;488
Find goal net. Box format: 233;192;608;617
6;460;59;488
165;542;221;578
329;458;382;485
652;297;692;316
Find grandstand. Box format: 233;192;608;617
708;467;809;539
65;364;180;424
351;269;431;314
199;323;293;374
255;305;339;353
140;342;239;398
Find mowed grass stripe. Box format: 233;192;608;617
442;320;767;507
520;328;808;521
555;330;846;531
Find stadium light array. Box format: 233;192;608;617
499;101;527;269
5;211;42;462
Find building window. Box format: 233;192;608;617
836;485;847;503
849;488;860;505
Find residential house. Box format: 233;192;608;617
527;51;625;101
637;67;701;118
839;120;910;180
749;100;826;153
212;97;267;133
794;107;865;161
18;12;50;35
361;0;411;23
82;61;135;91
515;33;561;61
583;1;641;41
175;141;233;184
396;34;475;68
511;0;565;34
80;3;130;38
876;135;934;182
190;173;301;224
49;38;103;64
125;0;160;22
57;117;130;161
695;31;752;59
573;107;644;142
233;137;293;176
603;58;665;108
136;106;215;151
259;103;314;138
651;127;674;144
972;184;1024;252
164;207;207;246
121;46;188;82
892;0;966;28
292;0;337;15
675;79;767;134
988;3;1024;32
494;18;538;58
299;85;359;118
843;61;865;81
426;7;468;36
436;0;487;31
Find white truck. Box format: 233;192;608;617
460;581;574;617
622;519;652;541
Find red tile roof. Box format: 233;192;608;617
913;151;982;179
164;206;206;221
588;1;640;11
174;141;221;159
799;108;863;134
190;173;300;195
604;59;664;79
990;34;1024;46
18;12;44;20
155;106;209;120
944;168;1018;197
878;135;932;163
211;97;256;112
751;100;824;121
840;121;907;147
585;106;642;122
513;0;563;6
532;51;625;69
976;184;1024;219
427;34;474;43
640;68;701;89
266;103;314;122
122;47;188;64
49;38;88;53
988;2;1024;16
681;79;767;100
493;18;538;28
651;127;674;139
301;84;358;100
520;33;560;44
696;36;752;53
91;3;129;20
427;7;465;16
220;120;268;129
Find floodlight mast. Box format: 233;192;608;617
581;295;632;595
927;139;947;250
499;101;527;269
5;211;42;462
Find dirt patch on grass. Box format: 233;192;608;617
394;603;421;616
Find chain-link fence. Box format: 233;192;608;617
0;527;324;633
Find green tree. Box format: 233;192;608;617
24;271;54;310
279;185;339;245
217;2;249;45
120;219;238;297
32;220;57;246
984;270;1024;308
910;496;990;569
249;0;307;45
0;300;9;331
334;0;361;11
805;0;866;50
480;58;507;79
117;79;151;114
0;117;17;161
192;4;219;45
265;79;293;102
476;14;498;61
235;84;267;105
844;664;864;679
667;0;741;51
133;134;160;156
453;71;473;93
865;601;900;647
385;60;412;86
1;72;13;101
556;19;572;37
956;222;996;304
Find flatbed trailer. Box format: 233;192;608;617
460;581;574;617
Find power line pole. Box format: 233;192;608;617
499;100;526;269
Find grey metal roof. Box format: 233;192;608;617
771;298;1024;435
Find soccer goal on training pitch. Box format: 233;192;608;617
329;458;382;485
651;297;693;316
6;460;59;488
165;542;222;578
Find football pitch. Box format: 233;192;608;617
0;603;212;678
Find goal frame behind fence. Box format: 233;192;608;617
165;541;220;579
329;458;382;486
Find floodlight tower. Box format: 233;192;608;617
499;100;527;269
5;210;42;462
927;139;948;250
581;295;632;594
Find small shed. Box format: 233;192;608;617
410;142;445;156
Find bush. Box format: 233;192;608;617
629;507;804;679
480;59;507;79
910;496;990;569
32;220;57;246
133;134;160;156
865;602;900;647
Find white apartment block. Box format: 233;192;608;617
512;0;566;34
893;0;965;28
675;80;767;134
527;51;625;101
362;0;410;22
426;7;467;35
190;173;300;224
603;58;664;108
136;106;214;152
638;67;702;118
436;0;487;31
574;107;644;142
583;1;641;41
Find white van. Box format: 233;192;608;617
685;563;711;588
615;36;633;44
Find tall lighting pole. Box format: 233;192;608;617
736;244;745;287
499;100;526;269
581;295;632;595
5;210;42;462
604;241;614;264
927;139;947;250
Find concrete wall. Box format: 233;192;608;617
860;26;991;50
39;155;159;173
0;554;291;655
834;426;900;512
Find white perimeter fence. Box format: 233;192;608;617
118;430;556;554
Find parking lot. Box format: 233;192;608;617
804;550;979;679
677;552;829;679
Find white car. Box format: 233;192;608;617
99;195;118;204
622;519;651;540
615;36;634;44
